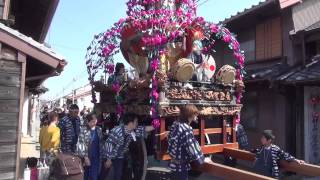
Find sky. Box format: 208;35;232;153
43;0;263;100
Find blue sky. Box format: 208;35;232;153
43;0;262;100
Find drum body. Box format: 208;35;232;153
216;65;236;85
171;58;195;82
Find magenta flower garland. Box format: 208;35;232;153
85;0;245;127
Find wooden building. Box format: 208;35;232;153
214;0;320;165
0;0;65;179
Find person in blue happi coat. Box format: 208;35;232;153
76;113;103;180
168;104;207;180
100;113;154;180
252;130;304;179
59;104;81;153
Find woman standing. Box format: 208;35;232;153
168;105;205;180
39;111;60;164
76;113;103;180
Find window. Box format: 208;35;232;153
240;39;255;62
237;28;255;62
306;40;320;61
241;91;258;129
256;17;282;60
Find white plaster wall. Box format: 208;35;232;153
21;89;29;136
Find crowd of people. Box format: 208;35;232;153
38;104;155;180
38;103;304;180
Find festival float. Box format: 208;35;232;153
85;0;320;179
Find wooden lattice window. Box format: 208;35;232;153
256;17;282;61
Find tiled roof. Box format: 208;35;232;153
279;55;320;83
245;62;291;82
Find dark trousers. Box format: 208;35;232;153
99;158;125;180
112;158;125;180
173;170;188;180
84;166;99;180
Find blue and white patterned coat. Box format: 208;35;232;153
76;126;103;158
101;125;146;160
253;144;295;178
58;115;81;153
168;121;205;172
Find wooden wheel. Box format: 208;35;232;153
124;138;148;180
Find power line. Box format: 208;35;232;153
197;0;211;7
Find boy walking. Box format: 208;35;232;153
252;130;304;178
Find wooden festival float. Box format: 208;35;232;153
85;0;320;179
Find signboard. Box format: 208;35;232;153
279;0;302;9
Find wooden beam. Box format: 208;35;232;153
159;128;233;139
223;148;320;177
157;143;239;161
203;128;232;134
279;161;320;177
202;143;238;154
0;30;61;68
26;73;57;82
192;162;275;180
223;147;256;161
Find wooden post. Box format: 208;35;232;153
233;115;237;143
16;52;26;179
200;118;205;146
2;0;11;20
222;118;227;144
301;33;306;66
160;117;166;141
159;117;166;156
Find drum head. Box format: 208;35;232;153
174;59;195;82
216;65;236;85
176;65;194;82
222;71;236;84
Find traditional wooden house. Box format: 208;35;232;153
214;0;320;165
0;0;65;179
